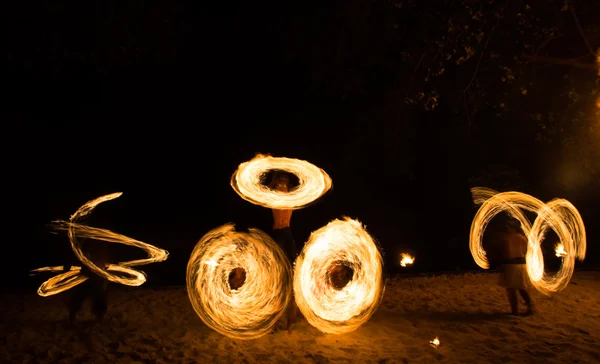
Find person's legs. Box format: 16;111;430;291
68;283;89;325
506;288;518;315
519;289;533;315
286;295;297;330
272;227;298;329
91;280;109;323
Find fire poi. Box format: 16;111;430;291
400;253;414;267
186;224;293;340
294;217;385;334
31;193;169;297
470;187;586;295
230;154;332;209
555;243;567;258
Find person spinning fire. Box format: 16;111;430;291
228;171;299;330
491;217;535;316
65;242;110;326
269;172;299;330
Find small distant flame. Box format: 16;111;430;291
555;243;567;258
400;253;414;267
430;337;440;347
205;260;219;267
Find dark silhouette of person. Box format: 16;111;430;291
492;217;534;316
66;241;109;325
227;171;301;330
269;172;298;330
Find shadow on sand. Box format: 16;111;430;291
399;310;515;323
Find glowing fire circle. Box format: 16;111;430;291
230;154;333;210
31;193;169;297
186;224;293;340
294;217;385;334
470;187;586;295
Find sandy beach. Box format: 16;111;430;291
2;271;599;363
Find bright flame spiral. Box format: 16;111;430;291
230;154;333;210
31;193;169;297
186;224;292;340
470;187;586;295
294;217;385;334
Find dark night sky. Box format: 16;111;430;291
4;0;599;291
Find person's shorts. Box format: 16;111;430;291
498;263;530;290
272;227;297;265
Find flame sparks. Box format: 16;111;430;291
31;193;169;297
230;154;333;210
470;187;586;295
294;217;385;335
186;224;292;340
400;253;414;267
430;337;440;347
555;243;567;258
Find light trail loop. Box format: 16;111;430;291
470;187;586;295
32;193;169;297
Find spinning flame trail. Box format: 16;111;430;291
231;154;332;209
31;193;169;297
186;224;292;340
470;187;586;295
294;217;385;334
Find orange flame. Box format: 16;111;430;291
31;193;169;297
470;187;586;296
555;243;567;257
231;154;332;210
294;217;385;334
187;224;292;340
430;337;440;347
400;253;415;267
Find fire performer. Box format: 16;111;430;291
495;218;535;316
269;172;299;330
66;242;110;325
230;171;299;329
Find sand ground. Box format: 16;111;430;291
2;271;599;363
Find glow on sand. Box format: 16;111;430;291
31;193;169;297
230;154;333;210
294;217;385;334
186;224;292;340
470;187;586;295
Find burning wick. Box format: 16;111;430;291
430;337;440;348
555;243;567;258
400;253;414;267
